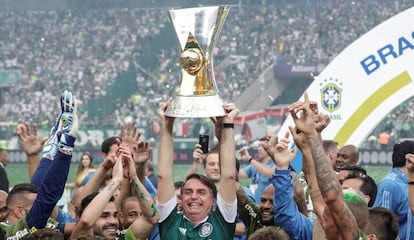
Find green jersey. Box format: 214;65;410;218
0;218;59;240
158;196;236;240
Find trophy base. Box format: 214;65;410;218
165;94;225;118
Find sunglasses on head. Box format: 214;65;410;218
337;153;349;159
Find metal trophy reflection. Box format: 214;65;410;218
165;5;230;118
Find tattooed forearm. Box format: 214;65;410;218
107;180;116;191
133;182;139;191
308;136;342;199
308;135;359;239
151;203;157;218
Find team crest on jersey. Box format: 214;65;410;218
320;78;343;113
199;222;213;237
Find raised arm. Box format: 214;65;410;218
289;92;359;239
290;126;326;223
184;144;205;178
74;148;117;211
127;145;159;239
27;90;78;230
70;153;123;239
17;123;47;179
217;103;239;203
156;100;176;204
266;132;313;239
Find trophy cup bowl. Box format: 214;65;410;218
165;5;230;118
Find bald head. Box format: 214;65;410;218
336;145;359;170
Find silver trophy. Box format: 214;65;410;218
165;5;230;118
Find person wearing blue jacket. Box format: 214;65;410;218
374;140;414;240
267;134;314;240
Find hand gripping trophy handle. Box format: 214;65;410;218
165;5;230;118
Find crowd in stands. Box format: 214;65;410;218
0;0;413;139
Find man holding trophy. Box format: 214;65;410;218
156;6;240;239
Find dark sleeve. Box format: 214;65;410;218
27;150;72;229
0;167;9;193
236;188;260;237
31;159;52;188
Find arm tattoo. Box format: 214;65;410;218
107;181;116;191
308;137;341;197
140;192;147;200
308;136;359;239
151;203;157;218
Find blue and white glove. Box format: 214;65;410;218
42;91;76;159
58;94;78;156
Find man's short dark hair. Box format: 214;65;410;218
344;172;377;207
7;183;38;207
339;164;367;175
80;192;115;217
120;196;138;212
392;140;414;167
365;207;399;240
183;173;217;198
101;136;120;154
259;137;268;142
322;140;338;153
247;226;290;240
26;228;63;240
174;181;184;190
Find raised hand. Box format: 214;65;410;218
118;142;136;179
57;92;78;156
49;90;75;136
42;91;75;159
288;92;317;136
157;99;175;129
314;113;331;133
272;131;296;169
222;103;239;123
59;93;78;136
133;141;152;164
112;152;125;182
120;122;149;164
18;123;47;156
120;122;141;152
192;144;205;165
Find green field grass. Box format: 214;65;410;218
5;163;391;188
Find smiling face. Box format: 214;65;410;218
93;202;119;240
119;197;141;228
336;145;358;169
259;185;275;225
258;140;270;160
203;153;220;182
81;154;92;168
181;178;215;223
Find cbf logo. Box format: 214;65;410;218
320;78;343;113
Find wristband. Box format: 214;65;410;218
408;181;414;185
248;157;253;163
222;123;234;129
